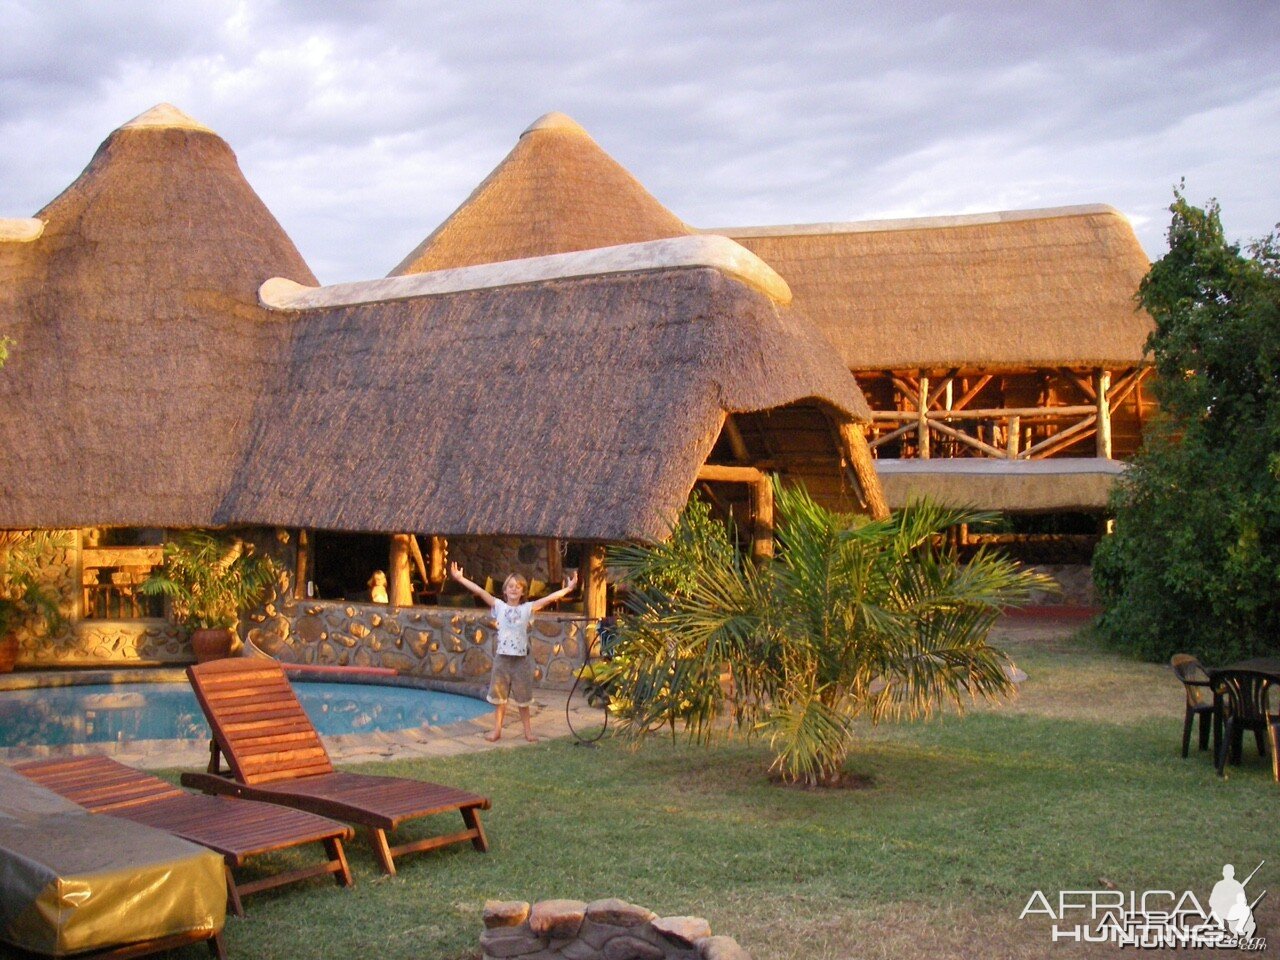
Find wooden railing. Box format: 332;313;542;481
864;367;1150;461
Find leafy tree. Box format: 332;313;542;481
602;484;1048;786
1094;194;1280;662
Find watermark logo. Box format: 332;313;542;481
1020;861;1267;949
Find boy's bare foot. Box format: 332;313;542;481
484;731;501;742
523;733;538;743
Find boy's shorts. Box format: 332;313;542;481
487;653;534;707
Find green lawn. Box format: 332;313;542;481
166;624;1278;959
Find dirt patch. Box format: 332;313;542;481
766;770;877;791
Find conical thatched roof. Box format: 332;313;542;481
712;205;1153;371
391;112;692;275
0;104;316;530
227;237;869;541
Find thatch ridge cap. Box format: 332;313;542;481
270;234;791;310
119;103;215;134
705;203;1124;238
0;218;43;242
521;111;590;138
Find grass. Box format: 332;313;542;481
161;622;1277;959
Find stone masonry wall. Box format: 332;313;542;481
482;898;751;960
242;595;588;690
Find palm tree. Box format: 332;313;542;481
603;481;1051;786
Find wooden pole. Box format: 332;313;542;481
407;535;430;590
428;536;446;585
388;535;413;606
581;544;608;622
1095;368;1113;459
917;374;930;459
750;474;774;561
722;415;751;463
836;420;890;520
545;539;562;584
294;529;310;599
1007;415;1021;459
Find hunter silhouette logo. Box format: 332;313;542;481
1020;860;1267;949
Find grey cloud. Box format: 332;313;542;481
0;0;1276;279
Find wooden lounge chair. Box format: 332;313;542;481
14;756;354;917
180;658;491;875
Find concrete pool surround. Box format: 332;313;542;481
0;668;602;769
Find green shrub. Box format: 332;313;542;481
1095;194;1280;663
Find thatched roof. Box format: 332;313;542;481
391;112;692;275
875;458;1125;512
0;104;317;530
1;107;872;539
226;237;869;542
712;205;1153;371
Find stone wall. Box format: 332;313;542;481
450;536;554;586
482;898;751;960
1026;564;1096;607
242;595;588;690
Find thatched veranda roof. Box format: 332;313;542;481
228;237;869;541
391;112;692;275
0;104;317;530
712;206;1153;371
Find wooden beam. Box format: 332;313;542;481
952;374;994;411
1058;367;1097;401
868;422;917;449
871;405;1097;421
837;420;890;520
388;535;413;606
750;474;774;561
890;375;919;404
926;369;959;409
1095;368;1112;459
581;544;608;622
698;463;765;483
1019;415;1097;459
722;415;751;463
1106;366;1150;411
927;418;1011;459
1006;415;1021;458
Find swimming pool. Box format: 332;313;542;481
0;681;491;748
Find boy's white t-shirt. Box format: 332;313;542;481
492;600;534;656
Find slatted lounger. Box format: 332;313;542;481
180;658;491;875
14;756;354;917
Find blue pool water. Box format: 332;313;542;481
0;681;491;748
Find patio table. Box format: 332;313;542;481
1204;658;1280;771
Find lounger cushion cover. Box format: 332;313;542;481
0;765;225;957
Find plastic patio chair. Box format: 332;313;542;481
1170;654;1214;758
1214;670;1271;776
1265;682;1280;784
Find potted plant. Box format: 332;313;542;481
0;531;70;672
141;531;279;662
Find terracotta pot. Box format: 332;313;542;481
190;627;234;663
0;635;16;673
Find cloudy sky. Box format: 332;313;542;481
2;0;1277;283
